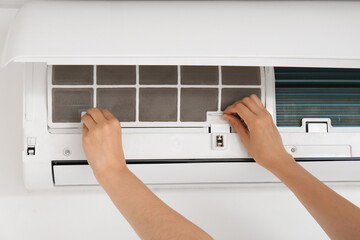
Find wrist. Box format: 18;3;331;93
94;164;130;186
269;153;299;177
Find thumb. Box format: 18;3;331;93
222;114;249;141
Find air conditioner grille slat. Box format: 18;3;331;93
275;67;360;127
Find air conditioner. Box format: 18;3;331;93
2;1;360;190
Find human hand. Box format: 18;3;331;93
222;95;295;173
82;108;127;181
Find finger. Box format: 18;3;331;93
223;102;255;125
249;94;264;108
101;109;117;121
82;114;96;130
82;124;89;141
222;113;249;141
240;97;262;115
86;108;106;123
82;123;89;135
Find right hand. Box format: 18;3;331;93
222;94;295;173
82;108;128;182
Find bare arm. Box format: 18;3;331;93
82;108;213;240
222;94;360;240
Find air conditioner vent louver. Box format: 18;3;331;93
275;67;360;127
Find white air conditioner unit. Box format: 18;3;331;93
2;1;360;190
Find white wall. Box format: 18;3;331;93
0;7;359;240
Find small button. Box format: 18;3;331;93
63;148;71;157
27;147;35;156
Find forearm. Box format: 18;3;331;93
222;95;360;239
272;158;360;240
97;167;213;240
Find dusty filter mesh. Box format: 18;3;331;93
52;88;93;122
51;65;262;123
97;88;136;121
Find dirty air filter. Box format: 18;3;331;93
275;67;360;127
52;88;93;122
49;65;263;127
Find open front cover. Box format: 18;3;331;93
2;1;360;67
